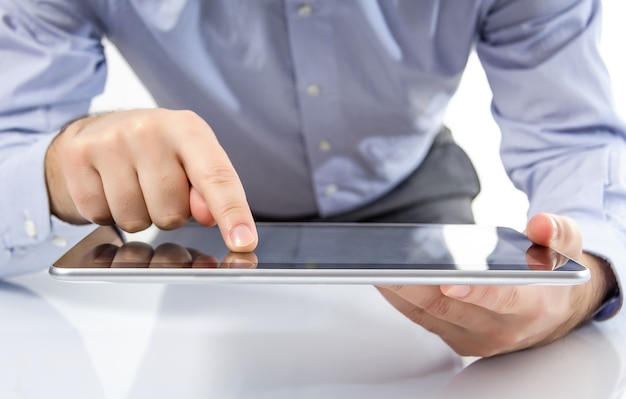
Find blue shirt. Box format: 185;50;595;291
0;0;625;310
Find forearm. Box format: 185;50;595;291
0;1;107;275
477;0;626;319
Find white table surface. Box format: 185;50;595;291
2;266;625;399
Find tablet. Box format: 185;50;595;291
49;222;589;285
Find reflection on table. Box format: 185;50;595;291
2;269;625;399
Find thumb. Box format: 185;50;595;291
526;213;583;261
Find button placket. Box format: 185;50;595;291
285;0;345;208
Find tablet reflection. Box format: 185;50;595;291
78;239;564;272
437;318;626;399
81;242;258;269
121;285;626;398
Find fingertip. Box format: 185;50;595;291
441;285;471;299
228;223;258;252
190;187;257;251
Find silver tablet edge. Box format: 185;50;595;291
48;265;590;286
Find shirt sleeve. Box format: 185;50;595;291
0;0;106;276
477;0;626;317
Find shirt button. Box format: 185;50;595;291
297;4;313;17
24;219;37;238
319;140;331;152
52;236;68;247
324;184;338;196
305;84;321;97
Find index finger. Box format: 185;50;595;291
174;112;258;252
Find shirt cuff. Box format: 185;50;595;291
575;217;625;321
0;134;95;276
1;133;56;247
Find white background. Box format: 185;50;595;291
91;1;626;231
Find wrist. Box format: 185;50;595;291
44;116;90;225
574;253;618;324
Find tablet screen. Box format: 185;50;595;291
50;222;587;285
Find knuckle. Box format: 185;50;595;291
494;289;521;313
153;213;189;230
173;110;211;139
405;306;427;325
200;165;239;188
121;116;155;143
455;308;480;326
88;212;115;226
65;140;92;166
475;286;519;314
218;199;249;221
175;109;203;125
117;219;152;233
422;296;452;317
73;193;108;222
473;286;496;304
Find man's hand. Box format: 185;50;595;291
45;109;257;252
377;213;617;357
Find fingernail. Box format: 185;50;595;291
549;215;560;242
230;224;255;248
443;285;470;298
